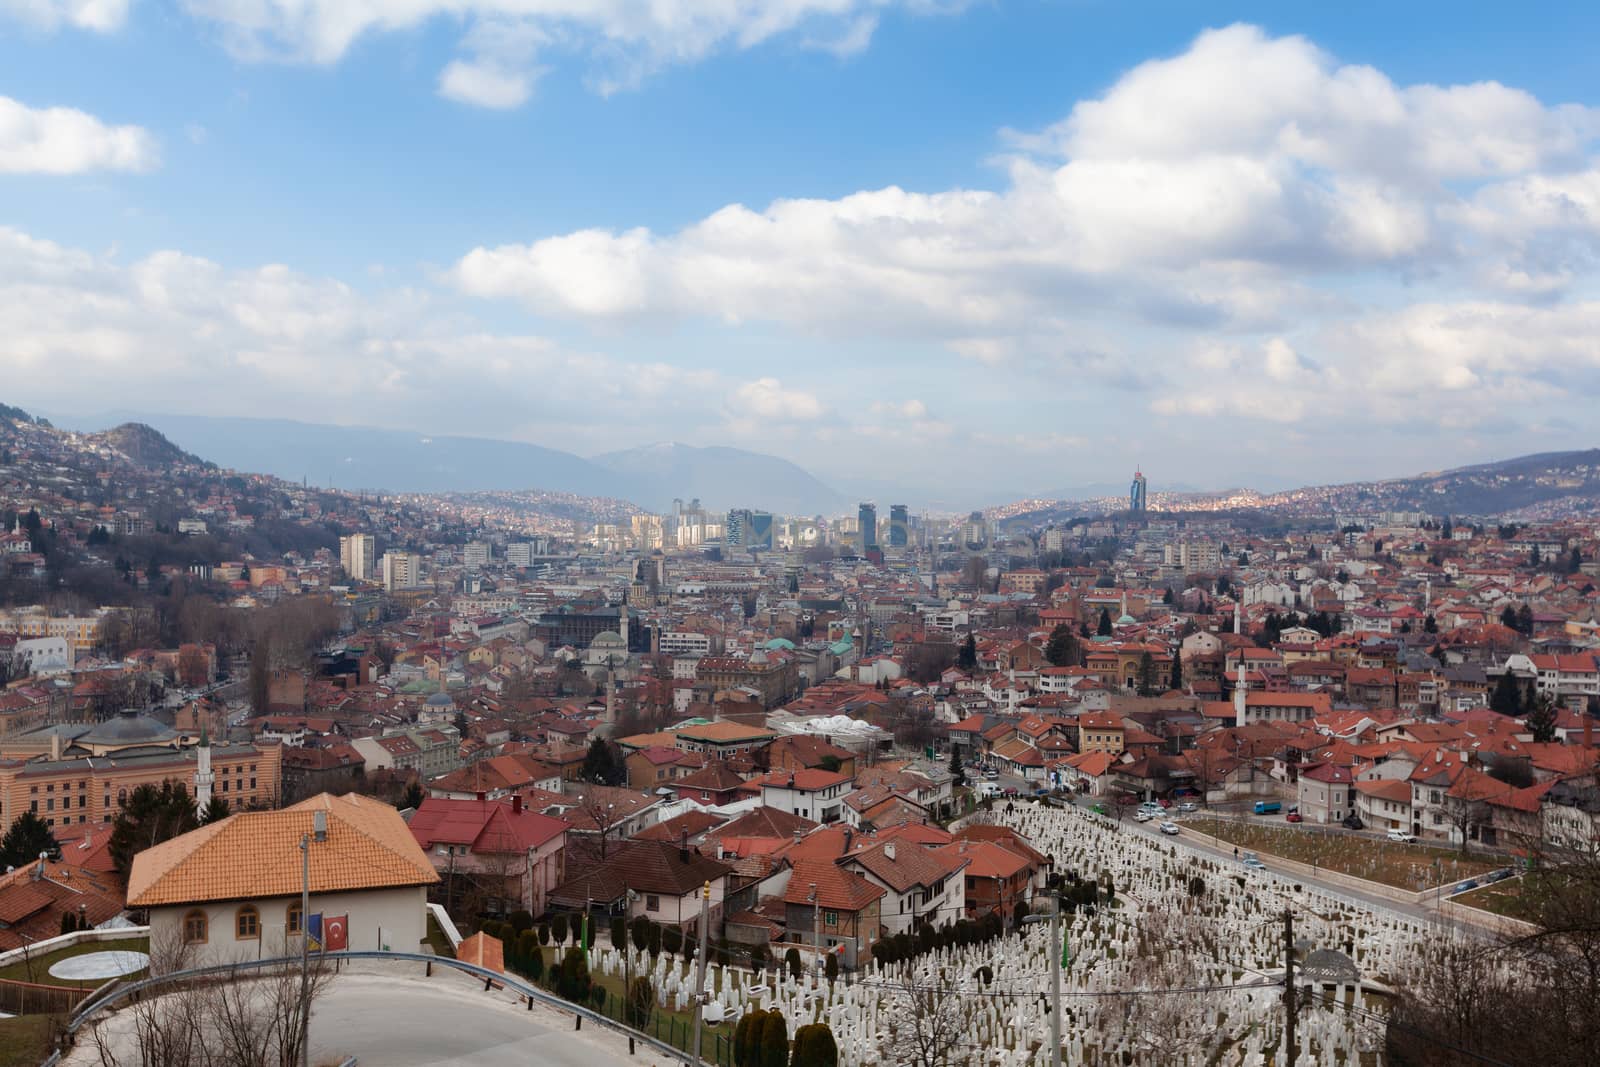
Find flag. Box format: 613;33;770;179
306;913;324;951
580;913;590;953
1061;931;1071;969
325;914;349;951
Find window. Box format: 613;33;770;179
286;902;302;935
825;911;839;926
29;801;36;813
184;910;208;944
78;796;85;809
45;799;53;812
646;895;660;912
235;905;259;939
118;788;127;806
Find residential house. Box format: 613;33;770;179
408;795;569;916
548;840;732;932
783;857;884;968
753;769;852;824
839;839;967;936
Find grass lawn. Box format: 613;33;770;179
0;937;149;986
1452;877;1527;920
1189;819;1501;890
0;1014;61;1067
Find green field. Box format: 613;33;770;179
1190;820;1500;890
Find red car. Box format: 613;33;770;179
1157;798;1172;808
1286;812;1303;823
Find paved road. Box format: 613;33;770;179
307;972;648;1067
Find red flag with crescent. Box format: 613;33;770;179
325;914;348;950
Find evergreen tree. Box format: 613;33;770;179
957;634;977;671
581;738;625;786
1490;672;1523;717
1162;587;1174;605
1568;547;1583;574
1517;604;1534;635
1500;604;1519;630
1096;608;1113;637
109;781;199;878
1169;653;1183;693
1525;694;1559;744
759;1009;790;1067
790;1023;839;1067
1044;624;1077;667
1424;614;1438;634
1530;545;1543;569
199;795;230;824
0;811;57;871
948;747;966;788
1136;652;1156;696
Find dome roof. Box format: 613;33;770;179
590;631;625;648
81;710;178;747
426;691;455;707
764;638;796;651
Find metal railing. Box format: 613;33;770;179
60;950;692;1064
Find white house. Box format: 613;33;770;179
840;839;968;937
753;769;852;824
127;793;439;967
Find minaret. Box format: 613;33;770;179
1233;599;1242;636
619;605;630;650
194;723;214;813
1234;662;1247;728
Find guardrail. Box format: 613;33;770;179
59;950;689;1065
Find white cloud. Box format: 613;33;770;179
0;0;127;32
869;398;928;418
728;377;826;421
0;95;157;174
176;1;951;105
438;60;536;109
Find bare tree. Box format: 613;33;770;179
882;984;973;1067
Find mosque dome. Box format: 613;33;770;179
81;709;178;748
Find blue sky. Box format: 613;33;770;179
4;0;1600;501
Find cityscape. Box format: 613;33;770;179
3;3;1600;1066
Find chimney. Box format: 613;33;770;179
680;829;690;863
511;794;523;814
476;790;487;803
715;843;724;860
885;842;896;861
793;828;804;844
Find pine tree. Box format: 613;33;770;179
1169;653;1183;693
1490;672;1523;717
0;811;57;871
1525;695;1559;744
200;795;230;824
1044;624;1077;667
1517;604;1534;635
957;634;977;671
1096;608;1113;637
948;746;966;788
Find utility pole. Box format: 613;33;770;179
299;831;311;1067
690;881;711;1067
1282;908;1297;1067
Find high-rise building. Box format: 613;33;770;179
859;503;878;550
748;511;774;550
339;534;375;580
463;541;491;568
506;542;534;567
1130;469;1148;513
380;551;419;592
888;504;909;548
963;511;987;548
726;508;751;547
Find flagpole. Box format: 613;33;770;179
299;831;311;1067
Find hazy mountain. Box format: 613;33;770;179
1268;448;1600;517
591;443;849;514
49;412;647;499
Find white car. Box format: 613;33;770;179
1387;829;1417;843
1178;802;1197;813
984;770;1000;780
1134;810;1155;822
1158;821;1179;835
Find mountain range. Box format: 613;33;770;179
42;412;851;515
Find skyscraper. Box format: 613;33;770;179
339;533;374;580
858;502;878;550
1130;469;1148;513
726;508;751;547
889;504;909;548
748;511;774;550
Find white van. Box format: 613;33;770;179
1387;829;1416;843
978;782;1003;798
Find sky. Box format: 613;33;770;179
4;0;1600;499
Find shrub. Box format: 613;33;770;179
591;983;607;1010
823;951;838;982
611;916;627;949
551;913;569;946
663;925;684;955
735;1010;766;1067
538;922;550;946
626;976;655;1029
517;930;539;975
749;943;768;972
646;923;662;958
974;965;993;986
509;909;534;934
760;1009;789;1067
527;947;544;983
553;946;590;1002
631;915;651;952
784;947;802;980
1188;876;1206;898
790;1022;838;1067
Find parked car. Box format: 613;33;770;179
1134;810;1155;822
1387;829;1417;843
1285;812;1303;823
1158;821;1180;836
1001;787;1019;797
984;770;1000;780
1483;868;1514;884
1242;856;1266;872
1453;880;1479;895
1178;802;1198;813
1091;803;1108;815
1157;798;1172;808
1342;814;1364;830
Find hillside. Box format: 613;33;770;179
89;422;211;470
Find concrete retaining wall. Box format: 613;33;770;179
1174;825;1435;908
0;925;148;972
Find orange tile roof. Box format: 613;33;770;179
128;792;439;907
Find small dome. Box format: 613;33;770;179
589;631;625;648
81;710;177;747
426;691;455;707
